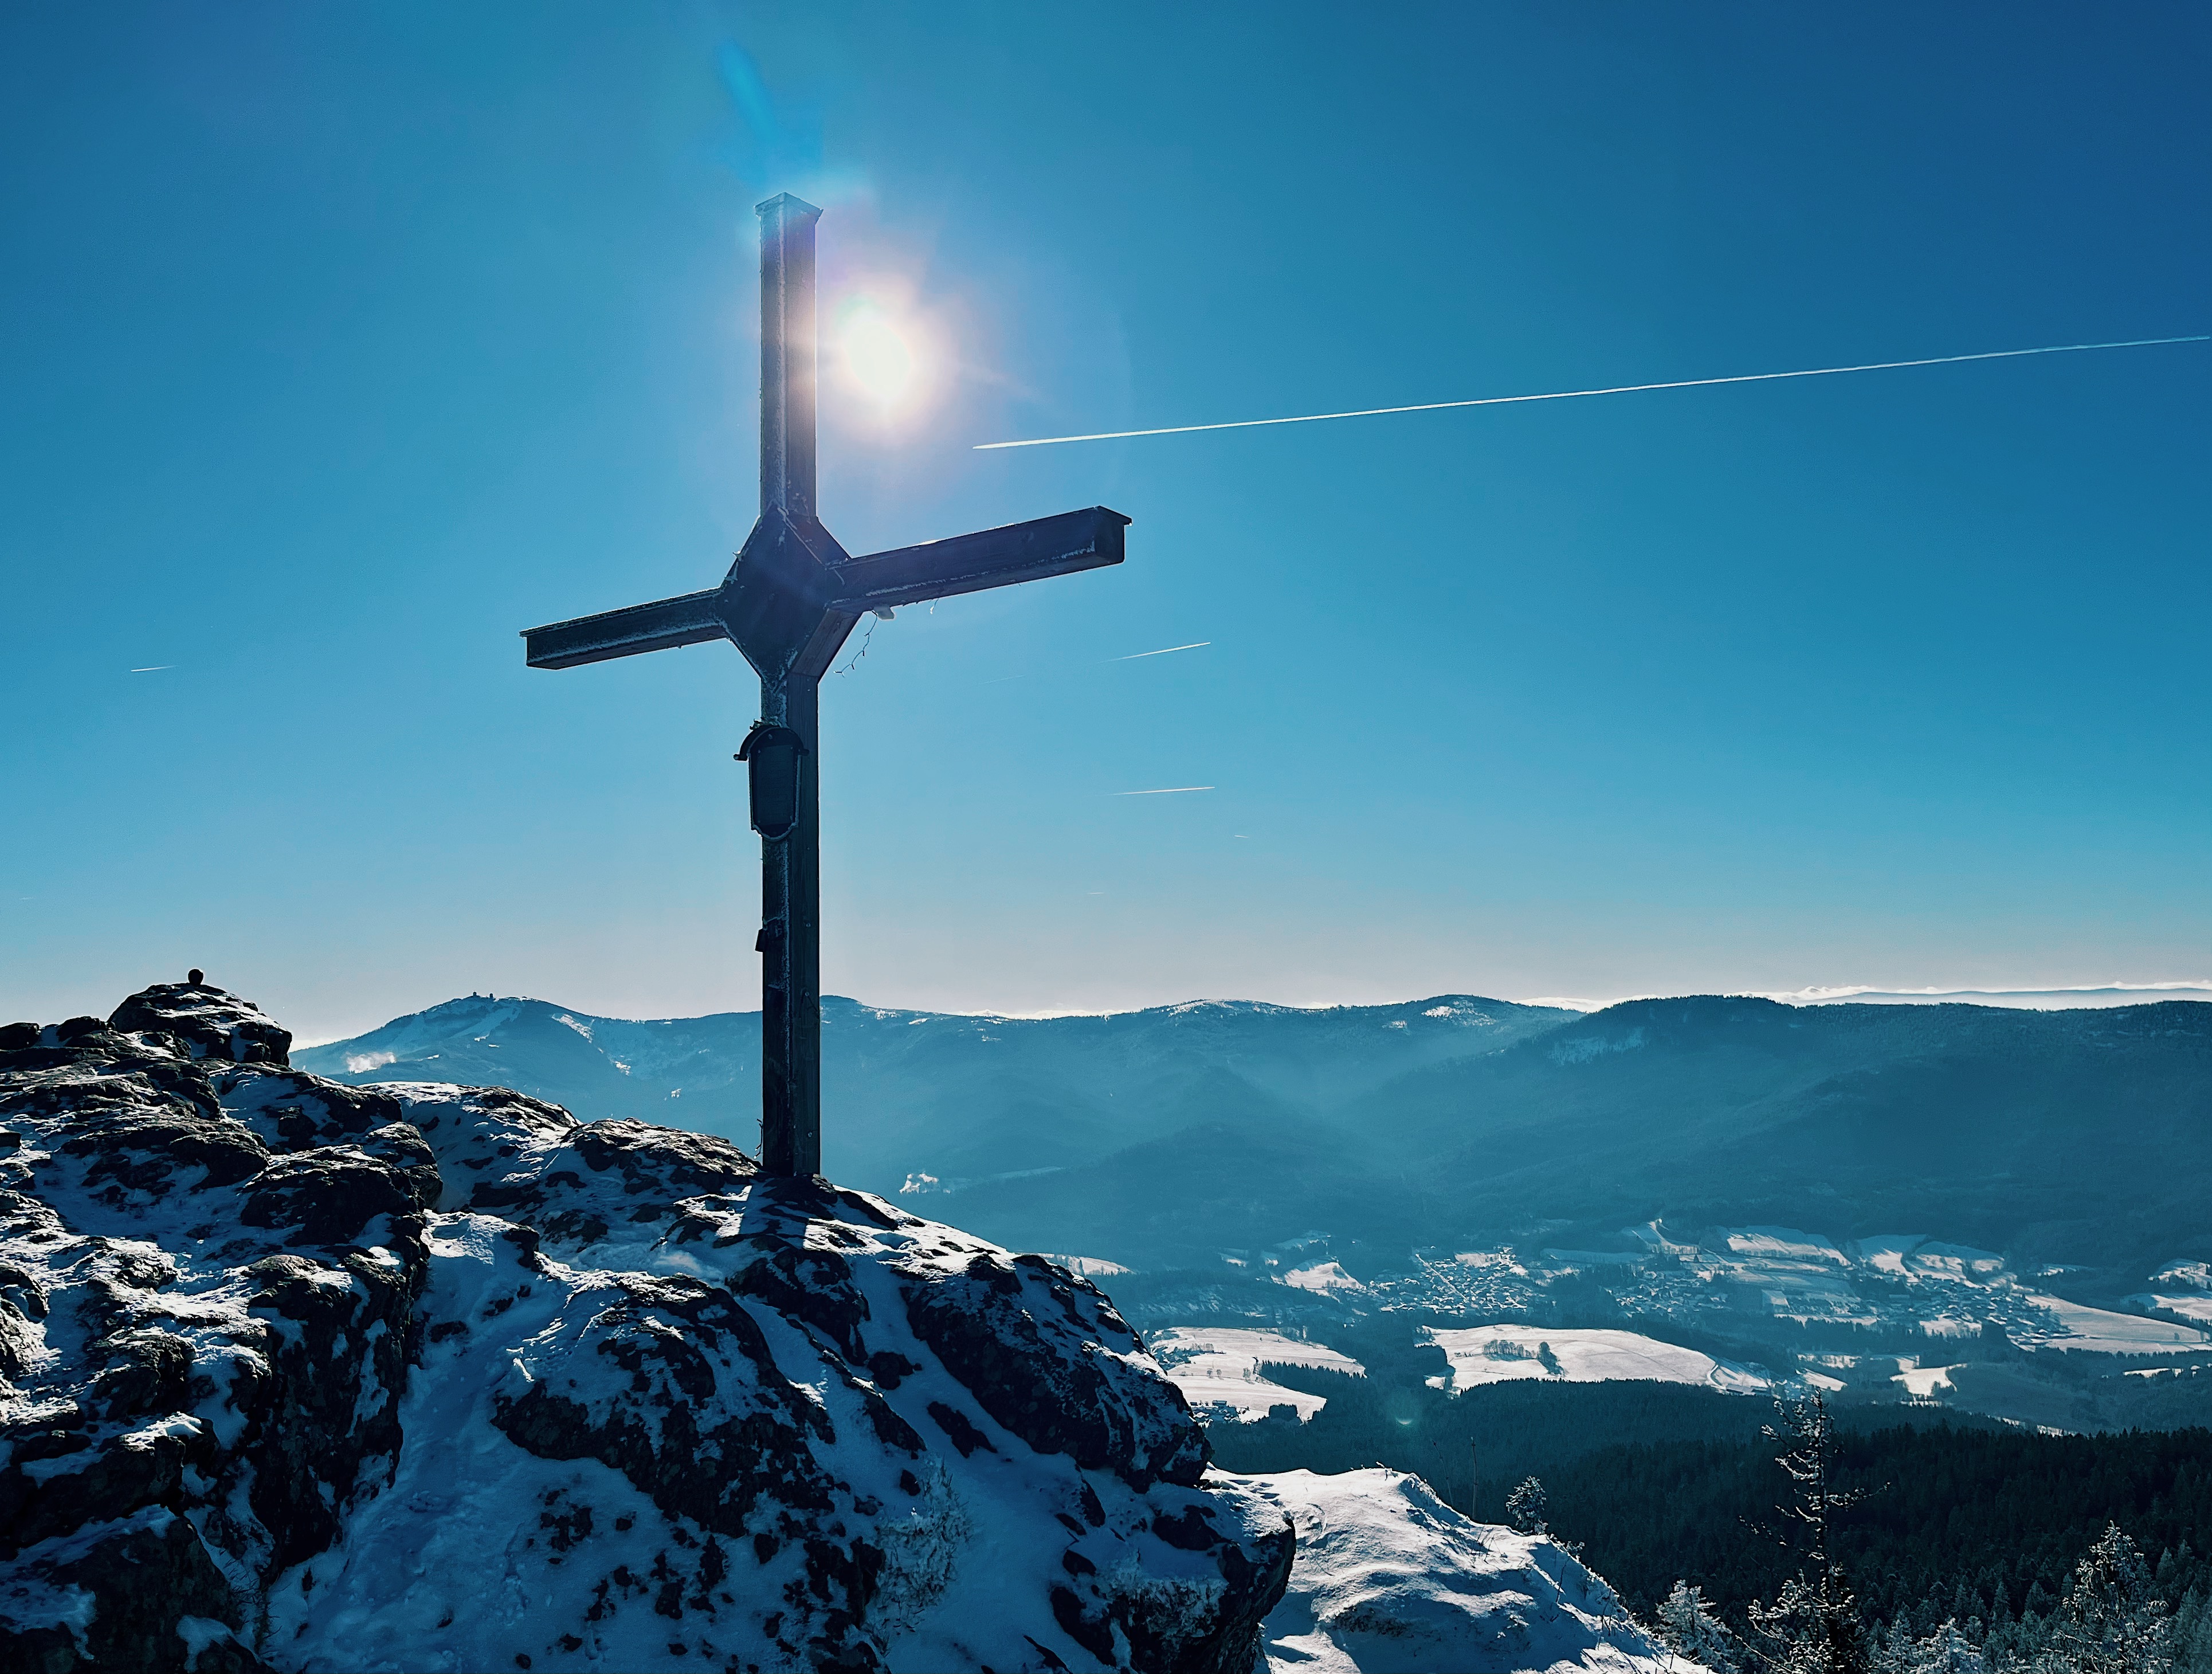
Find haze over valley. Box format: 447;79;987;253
303;989;2212;1436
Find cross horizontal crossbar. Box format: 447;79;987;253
519;589;724;671
830;505;1130;614
519;505;1128;672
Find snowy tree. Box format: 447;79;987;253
1507;1475;1550;1535
1745;1393;1869;1674
1910;1619;1984;1674
2053;1523;2172;1674
2167;1586;2211;1674
1656;1579;1742;1672
1874;1616;1916;1674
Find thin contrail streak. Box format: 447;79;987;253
1110;641;1210;661
129;666;174;673
975;334;2208;450
1115;786;1214;795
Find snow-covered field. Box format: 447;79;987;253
1151;1328;1367;1422
2134;1293;2212;1324
2014;1294;2211;1354
1282;1261;1367;1294
1242;1468;1681;1674
2131;1263;2212;1324
1893;1363;1963;1398
1723;1228;1847;1265
1425;1326;1767;1394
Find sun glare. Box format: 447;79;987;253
838;300;918;408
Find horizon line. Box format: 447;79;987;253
289;978;2212;1045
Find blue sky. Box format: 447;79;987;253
3;4;2206;1043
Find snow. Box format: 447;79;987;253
2;1014;1297;1672
1919;1316;1983;1338
1045;1254;1132;1279
1282;1261;1367;1294
176;1616;242;1661
2131;1292;2212;1323
2132;1261;2212;1321
2013;1294;2211;1354
2152;1260;2212;1291
1240;1469;1681;1674
1151;1329;1366;1423
1853;1235;1929;1275
1893;1363;1963;1398
1905;1243;2007;1281
1426;1326;1768;1394
1721;1228;1848;1265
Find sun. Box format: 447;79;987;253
837;299;919;409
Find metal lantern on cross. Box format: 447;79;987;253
520;194;1129;1179
736;721;806;842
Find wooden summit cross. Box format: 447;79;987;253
521;194;1128;1178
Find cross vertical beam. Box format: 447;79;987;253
755;672;821;1177
758;193;819;522
755;194;825;1176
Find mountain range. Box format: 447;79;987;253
300;991;2212;1308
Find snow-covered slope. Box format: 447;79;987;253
1245;1469;1680;1673
0;983;1295;1671
1426;1326;1768;1394
1151;1328;1367;1423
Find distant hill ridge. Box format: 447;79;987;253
297;990;1572;1178
300;991;2212;1300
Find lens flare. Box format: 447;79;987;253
839;301;917;407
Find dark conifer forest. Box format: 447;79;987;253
1206;1348;2212;1667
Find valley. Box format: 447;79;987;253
301;990;2212;1434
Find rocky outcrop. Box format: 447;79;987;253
0;983;1293;1672
1246;1469;1677;1673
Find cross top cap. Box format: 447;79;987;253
755;192;822;219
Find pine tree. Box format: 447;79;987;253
1746;1392;1870;1674
2168;1587;2209;1674
1507;1475;1550;1535
1910;1620;1983;1674
1656;1579;1743;1672
1874;1616;1916;1674
2053;1523;2172;1674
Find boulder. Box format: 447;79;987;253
107;982;292;1067
0;983;1292;1672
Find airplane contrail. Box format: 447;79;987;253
975;334;2208;450
1110;641;1210;661
129;665;174;673
1115;786;1214;795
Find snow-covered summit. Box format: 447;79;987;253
0;983;1293;1671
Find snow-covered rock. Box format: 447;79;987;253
0;982;1293;1672
1242;1468;1678;1674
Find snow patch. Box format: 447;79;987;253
1427;1326;1767;1394
1281;1261;1366;1295
1893;1363;1962;1398
2012;1293;2211;1354
1153;1329;1366;1424
1242;1468;1679;1673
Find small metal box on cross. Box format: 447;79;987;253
521;195;1128;1179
